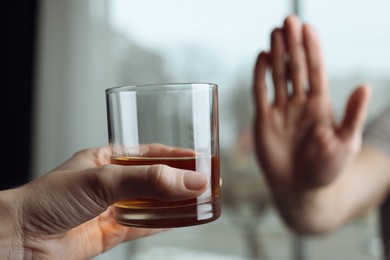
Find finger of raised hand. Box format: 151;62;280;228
283;15;307;98
253;51;270;119
302;24;328;96
271;28;288;107
340;85;372;139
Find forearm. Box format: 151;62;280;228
273;146;390;235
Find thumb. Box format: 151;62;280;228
101;164;209;204
20;165;208;235
340;84;372;139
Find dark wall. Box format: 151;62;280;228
1;1;39;189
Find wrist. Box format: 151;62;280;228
272;186;340;235
0;188;24;259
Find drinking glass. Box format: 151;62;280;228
105;83;220;228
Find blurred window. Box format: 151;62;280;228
107;0;291;149
303;0;390;120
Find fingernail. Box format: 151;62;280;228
183;172;208;190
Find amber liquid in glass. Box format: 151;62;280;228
111;156;221;228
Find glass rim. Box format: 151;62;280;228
105;82;218;94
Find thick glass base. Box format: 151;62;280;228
113;197;221;228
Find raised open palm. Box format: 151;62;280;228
252;15;371;193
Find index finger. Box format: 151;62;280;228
142;143;196;157
252;51;270;119
53;147;111;171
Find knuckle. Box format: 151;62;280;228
71;148;88;158
93;147;111;165
85;166;117;207
147;165;177;195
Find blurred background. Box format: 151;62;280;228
3;0;390;259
